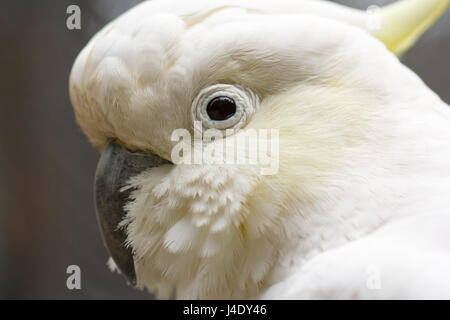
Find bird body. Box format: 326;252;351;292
70;0;450;299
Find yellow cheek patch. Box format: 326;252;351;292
246;83;377;194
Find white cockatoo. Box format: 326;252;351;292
69;0;450;299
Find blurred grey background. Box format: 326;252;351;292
0;0;448;299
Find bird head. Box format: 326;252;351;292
69;0;449;298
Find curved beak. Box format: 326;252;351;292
94;139;171;285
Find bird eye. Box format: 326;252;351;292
191;84;259;132
206;96;237;121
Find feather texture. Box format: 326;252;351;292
70;0;450;299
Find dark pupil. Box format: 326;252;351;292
206;96;236;121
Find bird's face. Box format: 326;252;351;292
70;0;386;152
70;0;436;298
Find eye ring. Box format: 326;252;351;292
191;84;259;132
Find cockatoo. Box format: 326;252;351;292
69;0;450;299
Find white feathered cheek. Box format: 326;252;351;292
191;84;259;134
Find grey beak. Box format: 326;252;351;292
94;139;171;286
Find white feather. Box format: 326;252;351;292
70;0;450;299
